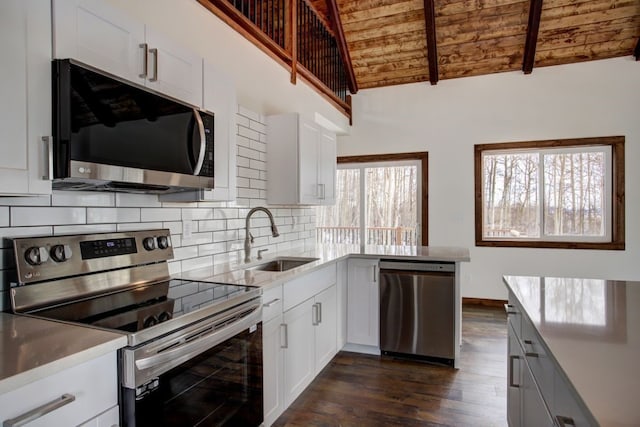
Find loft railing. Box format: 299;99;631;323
316;226;418;246
198;0;353;119
296;0;348;103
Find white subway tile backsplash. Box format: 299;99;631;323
0;195;51;206
115;193;162;208
249;160;266;171
199;220;226;232
237;135;251;148
52;191;115;207
182;208;214;221
172;246;199;261
54;224;117;235
238;188;260;199
0;208;8;227
180;232;213;247
237;156;250;168
250;140;266;153
237;167;259;179
236;115;250;128
249;121;266;134
11;207;86;226
181;256;214;272
236;177;250;188
238;146;258;160
213;229;238;243
87;208;140;224
198;242;226;256
141;208;182;222
213;209;239;220
116;222;163;232
163;221;182;235
238;126;260;141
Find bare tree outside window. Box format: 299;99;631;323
316;162;421;246
474;136;625;250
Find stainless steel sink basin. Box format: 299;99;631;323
246;257;319;272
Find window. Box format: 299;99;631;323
316;153;428;246
474;136;624;249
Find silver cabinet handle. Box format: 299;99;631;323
41;136;53;180
524;339;533;344
525;352;539;358
319;183;326;199
508;355;520;388
263;298;280;308
556;415;576;426
280;323;288;349
148;47;158;82
312;303;319;326
504;303;517;315
372;266;377;283
192;109;206;176
317;302;322;324
139;43;148;78
3;393;75;427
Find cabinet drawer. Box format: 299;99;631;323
262;284;283;323
283;264;336;312
0;352;118;427
521;314;554;407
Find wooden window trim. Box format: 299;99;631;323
474;136;625;250
338;152;428;246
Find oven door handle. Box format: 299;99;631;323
134;304;261;372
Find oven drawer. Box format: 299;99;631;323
262;284;283;323
0;352;118;427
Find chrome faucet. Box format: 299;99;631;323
244;207;279;263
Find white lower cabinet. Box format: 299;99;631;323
346;258;379;347
262;266;338;426
0;352;119;427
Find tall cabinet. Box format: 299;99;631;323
266;113;336;205
0;0;52;196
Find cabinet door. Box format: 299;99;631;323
298;118;321;204
314;284;338;373
283;298;315;407
203;60;237;201
0;0;52;195
263;314;285;427
145;26;203;107
78;405;119;427
507;326;523;427
553;372;597;427
52;0;145;85
318;130;336;205
347;258;380;347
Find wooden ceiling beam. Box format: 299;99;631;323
635;37;640;61
423;0;439;85
522;0;543;74
326;0;359;94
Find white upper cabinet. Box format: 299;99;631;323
52;0;203;107
0;0;52;196
266;113;337;205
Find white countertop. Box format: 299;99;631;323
0;313;127;394
503;275;640;427
178;244;470;288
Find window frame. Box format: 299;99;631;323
474;136;625;250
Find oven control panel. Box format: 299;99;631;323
12;229;173;284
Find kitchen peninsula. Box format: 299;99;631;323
504;275;640;427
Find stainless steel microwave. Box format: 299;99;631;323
52;59;214;194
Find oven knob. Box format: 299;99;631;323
157;236;170;250
25;247;49;265
143;315;158;328
50;244;73;263
143;237;156;251
158;312;172;323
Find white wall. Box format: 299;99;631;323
338;57;640;299
104;0;349;132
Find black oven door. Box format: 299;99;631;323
121;324;263;427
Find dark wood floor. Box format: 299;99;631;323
273;305;508;427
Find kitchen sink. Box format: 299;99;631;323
246;257;319;272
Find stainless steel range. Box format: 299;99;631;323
10;229;263;427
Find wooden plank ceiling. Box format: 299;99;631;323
307;0;640;90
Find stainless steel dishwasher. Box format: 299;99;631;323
379;260;456;366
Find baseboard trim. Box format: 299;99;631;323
462;297;507;308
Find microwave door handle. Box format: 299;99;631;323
191;109;206;176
